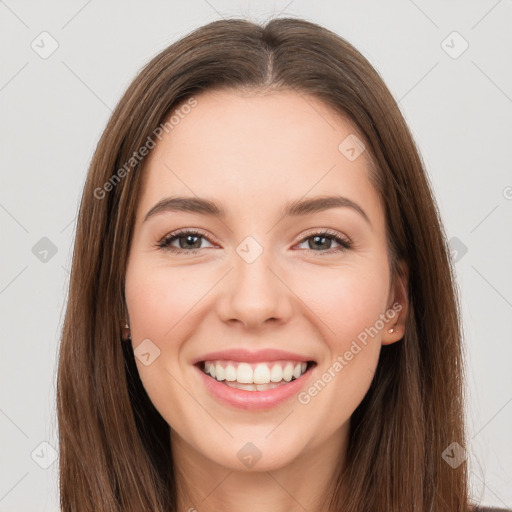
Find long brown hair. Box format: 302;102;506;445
57;17;468;511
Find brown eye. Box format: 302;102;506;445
296;231;352;254
158;230;214;253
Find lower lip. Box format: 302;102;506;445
195;364;315;411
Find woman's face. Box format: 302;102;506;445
125;89;407;472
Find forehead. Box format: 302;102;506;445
138;89;383;224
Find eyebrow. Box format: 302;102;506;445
144;194;371;225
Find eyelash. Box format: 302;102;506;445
156;228;352;256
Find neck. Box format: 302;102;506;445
172;425;348;512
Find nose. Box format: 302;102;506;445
215;249;294;330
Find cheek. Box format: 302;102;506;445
290;262;389;418
125;261;204;342
124;260;202;423
295;270;386;430
293;263;390;346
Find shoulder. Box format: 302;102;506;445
472;507;512;512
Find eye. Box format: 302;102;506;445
157;229;215;254
295;229;352;255
156;228;352;256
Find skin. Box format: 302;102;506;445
124;89;408;512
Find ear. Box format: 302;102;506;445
381;260;409;346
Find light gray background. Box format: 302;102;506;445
1;1;511;510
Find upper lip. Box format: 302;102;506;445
192;348;315;365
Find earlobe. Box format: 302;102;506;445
122;321;131;341
382;261;409;346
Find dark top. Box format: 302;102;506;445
474;508;511;512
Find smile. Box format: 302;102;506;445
194;357;317;410
200;360;313;391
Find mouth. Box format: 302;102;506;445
194;360;317;410
195;359;318;392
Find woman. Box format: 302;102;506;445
57;17;503;512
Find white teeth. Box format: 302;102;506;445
256;382;282;391
225;364;236;382
253;363;270;384
270;364;283;382
282;362;293;382
225;381;257;391
236;363;253;384
224;381;285;391
225;365;237;381
215;362;225;381
202;359;311;386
